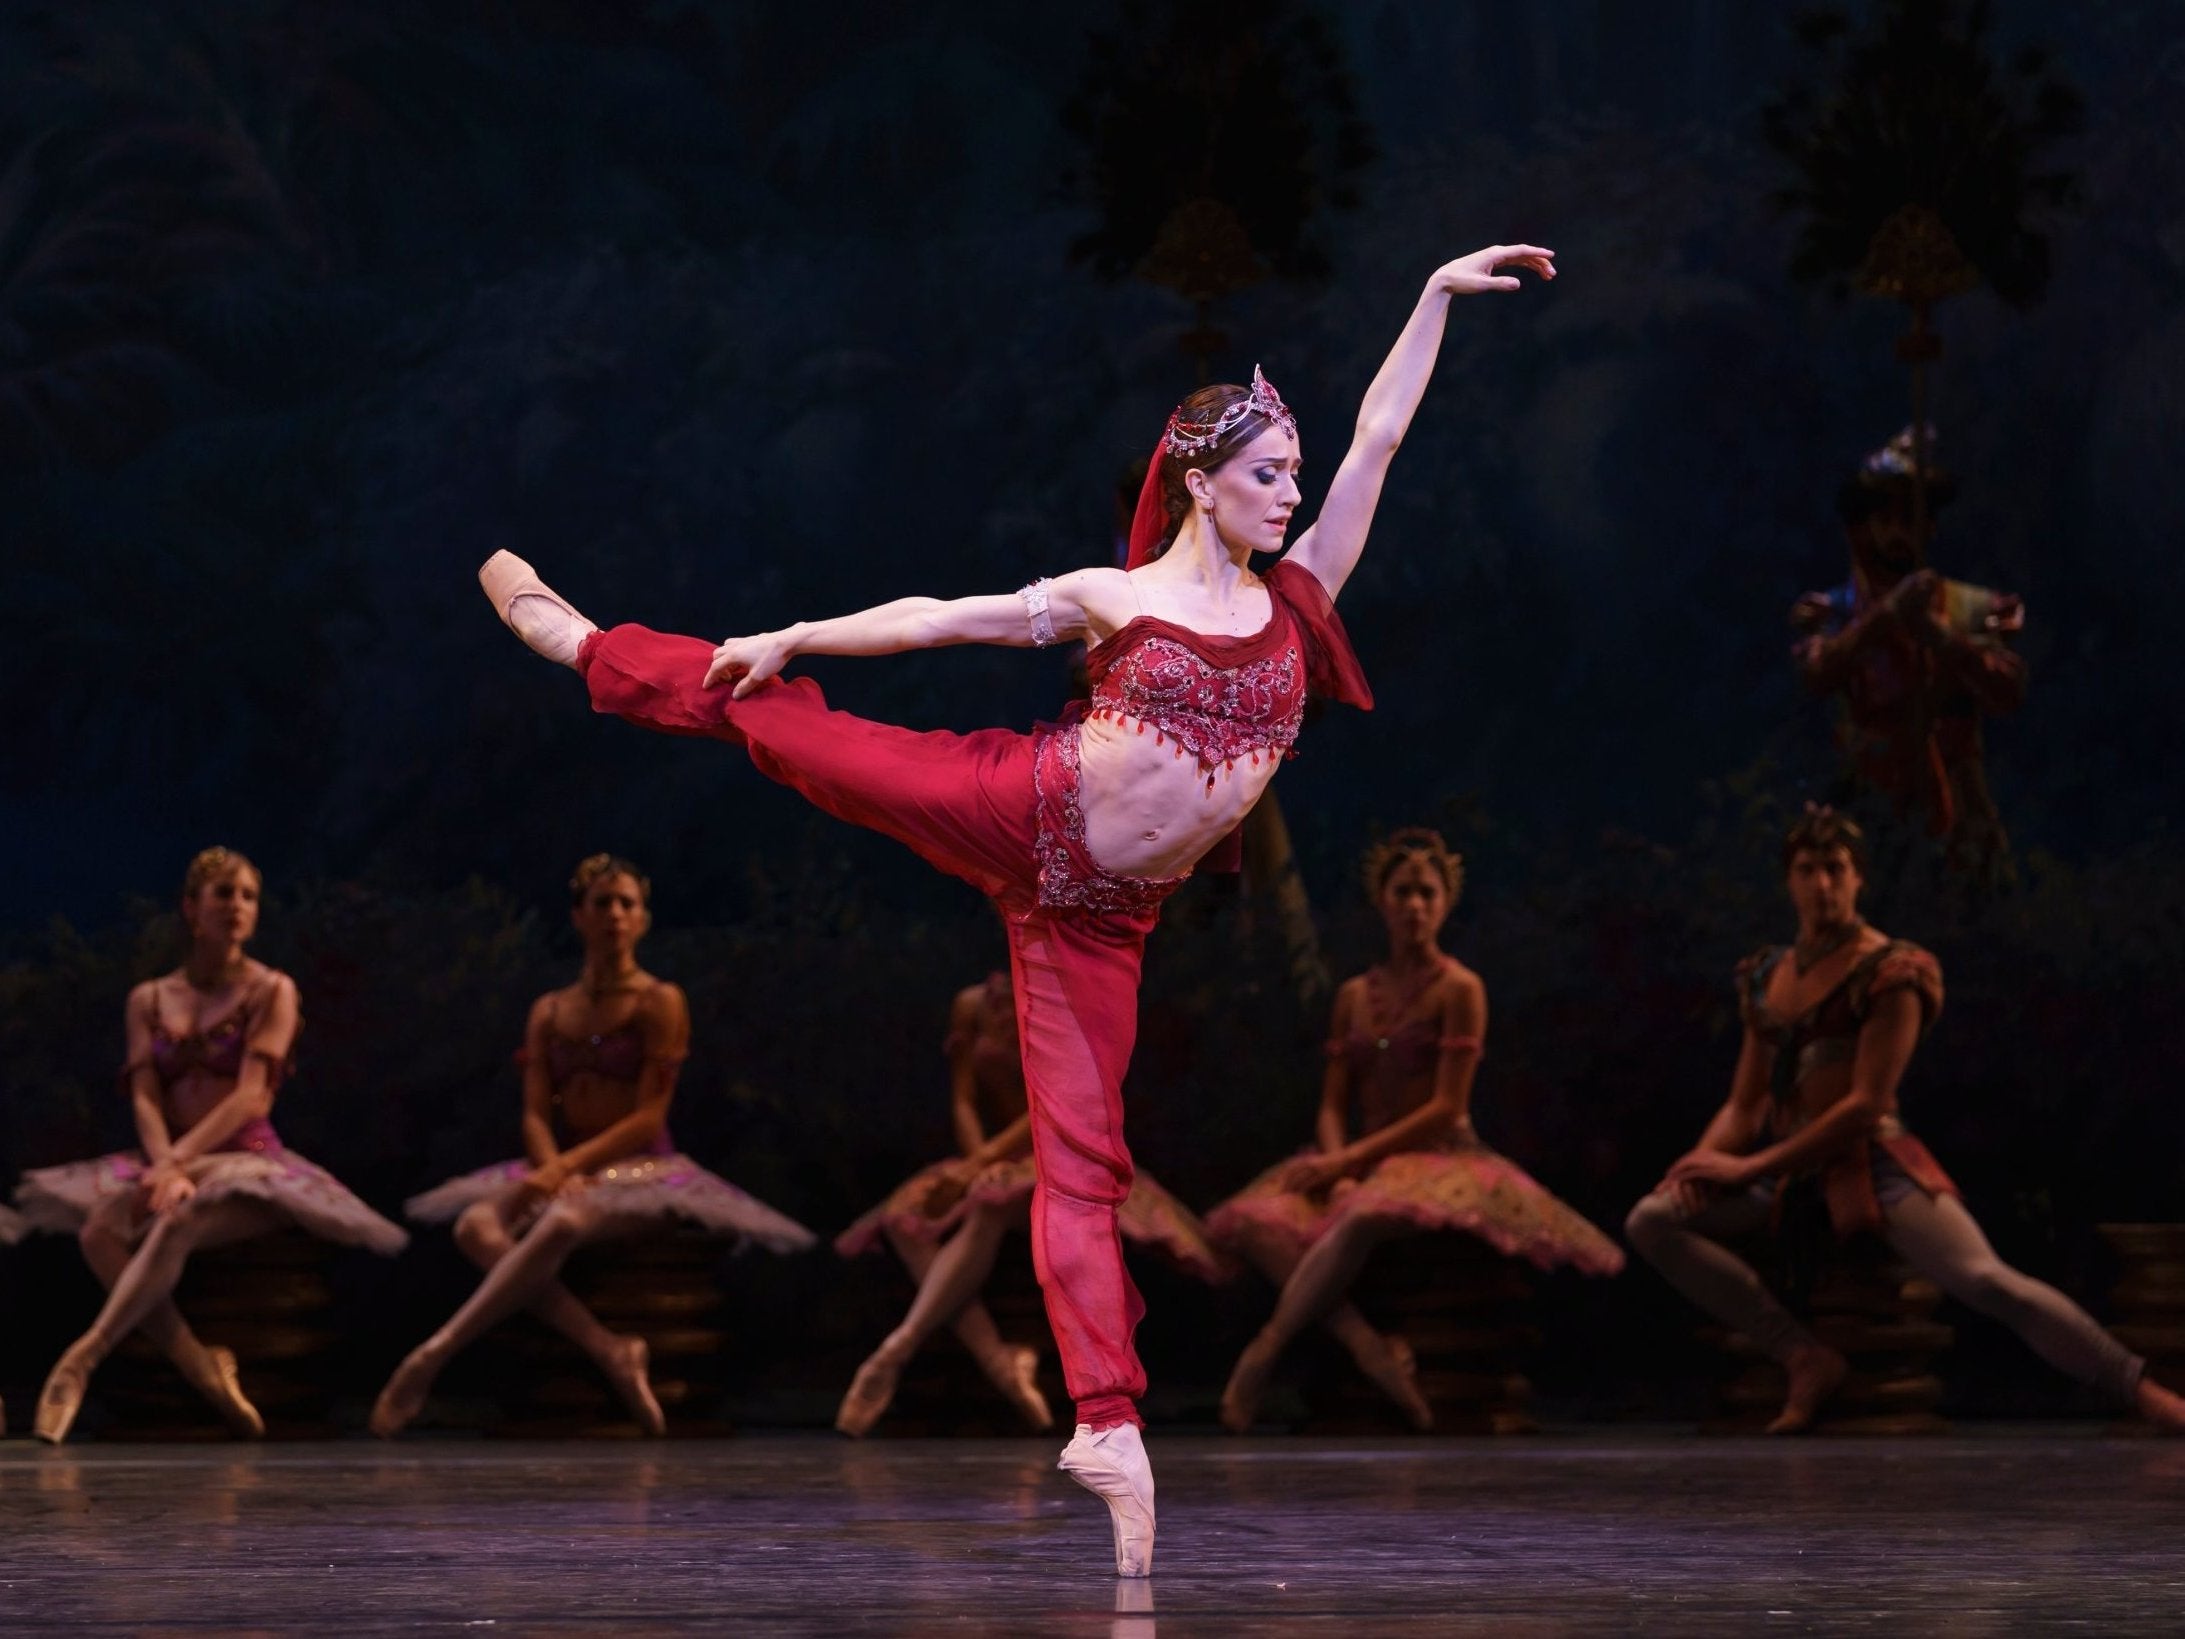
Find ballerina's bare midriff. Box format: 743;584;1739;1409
535;986;677;1152
1075;712;1280;881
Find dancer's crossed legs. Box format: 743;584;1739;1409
837;1199;1051;1436
372;1188;661;1435
41;1194;285;1441
1220;1210;1432;1432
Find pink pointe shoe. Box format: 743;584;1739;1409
1057;1422;1156;1577
479;550;597;667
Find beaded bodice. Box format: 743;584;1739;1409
1084;608;1307;775
542;1022;647;1086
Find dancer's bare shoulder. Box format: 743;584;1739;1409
1040;566;1139;643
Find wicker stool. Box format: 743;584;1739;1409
2098;1223;2185;1397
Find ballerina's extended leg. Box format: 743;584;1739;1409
480;551;598;667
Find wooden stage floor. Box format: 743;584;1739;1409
1;1431;2179;1634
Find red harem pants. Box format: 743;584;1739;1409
580;623;1159;1430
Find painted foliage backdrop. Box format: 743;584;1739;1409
3;1;2182;1417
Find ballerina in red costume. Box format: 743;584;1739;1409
478;240;1554;1575
832;966;1229;1438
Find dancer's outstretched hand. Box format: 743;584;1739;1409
1436;244;1555;295
705;629;797;695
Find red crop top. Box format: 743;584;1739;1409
1081;559;1374;779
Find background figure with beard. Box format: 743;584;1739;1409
1791;427;2026;882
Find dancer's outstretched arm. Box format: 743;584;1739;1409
703;569;1138;696
1287;244;1554;602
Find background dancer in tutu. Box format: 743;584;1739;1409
371;855;814;1436
17;848;407;1443
1212;829;1623;1431
475;239;1553;1573
832;966;1228;1437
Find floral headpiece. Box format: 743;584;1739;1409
1161;365;1295;460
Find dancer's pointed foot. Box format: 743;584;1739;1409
976;1343;1054;1433
34;1351;92;1445
2135;1374;2185;1433
194;1345;265;1440
604;1335;666;1437
1218;1333;1279;1434
834;1351;902;1439
479;550;597;667
1058;1422;1155;1578
1359;1333;1434;1432
369;1344;442;1439
1766;1341;1847;1434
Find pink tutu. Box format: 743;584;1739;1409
1208;1138;1623;1278
836;1156;1232;1284
15;1149;407;1255
405;1156;816;1255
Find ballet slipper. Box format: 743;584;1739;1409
1360;1334;1434;1433
1766;1341;1848;1435
35;1353;92;1445
1218;1334;1279;1434
368;1345;441;1439
604;1335;666;1437
479;550;597;667
2134;1375;2185;1434
833;1352;902;1439
1057;1422;1156;1578
195;1345;265;1440
976;1343;1054;1433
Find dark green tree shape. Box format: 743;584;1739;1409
1061;0;1372;366
1764;0;2081;515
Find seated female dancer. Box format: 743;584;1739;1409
17;847;408;1443
1626;806;2185;1433
1213;828;1624;1431
833;966;1229;1437
475;239;1552;1574
371;855;815;1436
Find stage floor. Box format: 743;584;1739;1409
1;1431;2179;1634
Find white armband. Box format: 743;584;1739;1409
1020;578;1058;647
